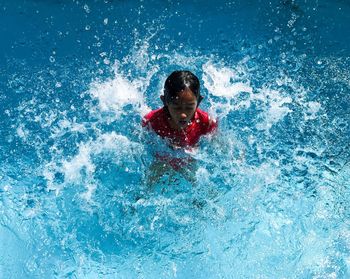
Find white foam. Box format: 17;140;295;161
254;88;292;130
16;124;29;139
50;118;87;139
54;132;143;199
62;143;95;182
90;74;142;114
298;230;330;271
202;62;316;131
89;61;157;120
43;164;58;194
304;101;321;120
62;133;141;181
202;62;252;98
80;183;97;202
3;185;11;192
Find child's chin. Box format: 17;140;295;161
178;122;188;128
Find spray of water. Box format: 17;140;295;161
1;5;350;278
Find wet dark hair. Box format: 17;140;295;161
163;70;203;104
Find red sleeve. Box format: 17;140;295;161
142;111;153;128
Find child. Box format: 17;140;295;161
142;70;217;148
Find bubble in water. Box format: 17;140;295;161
83;4;90;13
49;56;55;63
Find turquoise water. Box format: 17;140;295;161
1;0;349;278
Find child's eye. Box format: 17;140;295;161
170;105;195;111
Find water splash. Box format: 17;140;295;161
1;0;350;277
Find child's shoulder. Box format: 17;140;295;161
195;108;217;133
142;108;165;127
195;108;210;121
195;108;216;124
144;108;163;119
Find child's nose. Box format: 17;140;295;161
180;113;187;119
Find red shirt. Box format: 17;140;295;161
142;107;217;147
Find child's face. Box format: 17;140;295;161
165;88;198;130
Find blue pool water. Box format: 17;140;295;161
1;0;350;278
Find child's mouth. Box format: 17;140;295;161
179;120;188;126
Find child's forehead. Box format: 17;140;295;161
173;88;195;97
168;92;197;104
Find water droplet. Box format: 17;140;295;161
103;58;110;65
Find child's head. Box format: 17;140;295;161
163;71;202;103
161;70;203;129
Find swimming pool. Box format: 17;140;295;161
1;0;349;278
